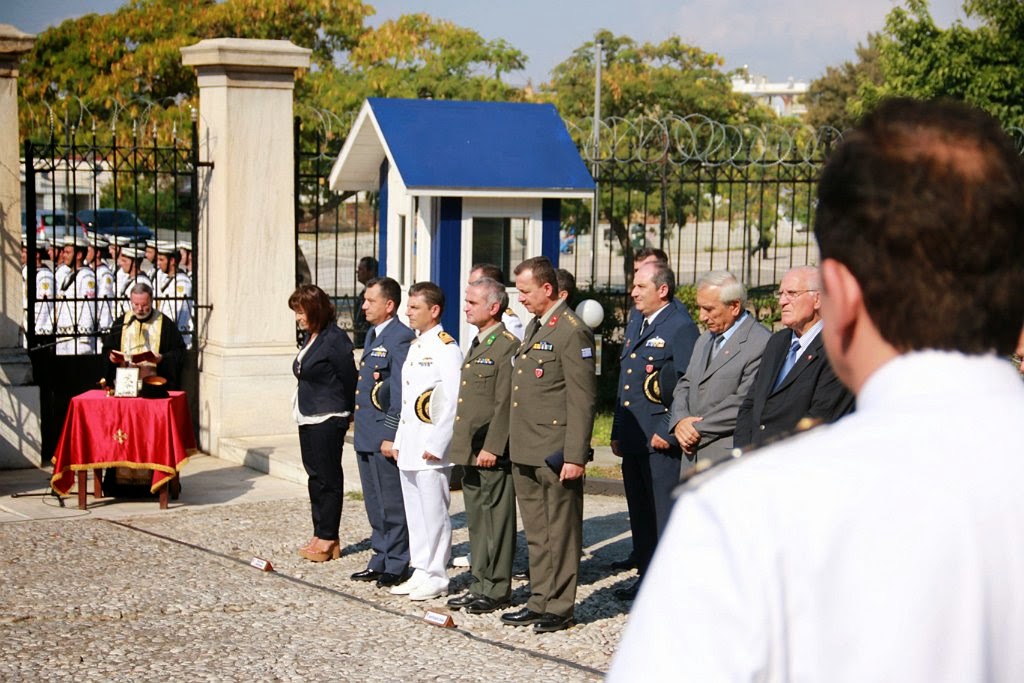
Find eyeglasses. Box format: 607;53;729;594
774;289;818;300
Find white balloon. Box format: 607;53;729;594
575;299;605;329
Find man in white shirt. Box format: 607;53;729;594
610;98;1024;682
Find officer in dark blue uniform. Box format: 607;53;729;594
611;261;699;599
350;276;416;588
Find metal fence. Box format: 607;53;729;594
22;105;201;457
294;112;835;337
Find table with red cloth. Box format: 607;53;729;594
50;390;196;509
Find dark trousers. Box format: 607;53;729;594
463;463;517;600
356;449;410;574
298;416;348;541
512;463;583;618
621;448;682;577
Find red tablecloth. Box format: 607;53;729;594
50;390;196;496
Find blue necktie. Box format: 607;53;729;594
773;338;802;391
365;327;376;349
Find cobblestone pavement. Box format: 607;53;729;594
1;459;639;681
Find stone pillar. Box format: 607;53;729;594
181;39;311;454
0;25;41;469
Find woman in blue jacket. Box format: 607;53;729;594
289;285;357;562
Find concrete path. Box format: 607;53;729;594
0;453;638;681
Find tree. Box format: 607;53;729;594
805;33;883;131
539;30;773;288
855;0;1024;128
18;0;528;142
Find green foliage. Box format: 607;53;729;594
539;30;770;124
19;0;528;142
805;33;883;130
855;0;1024;128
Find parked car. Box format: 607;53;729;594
34;210;88;244
76;209;154;243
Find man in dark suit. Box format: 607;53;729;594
671;270;770;462
501;256;596;634
611;262;699;599
735;266;854;449
350;276;416;588
445;276;520;614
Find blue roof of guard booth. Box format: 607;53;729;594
367;98;595;192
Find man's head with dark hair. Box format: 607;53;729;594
470;263;505;284
815;98;1024;359
408;281;445;313
357;256;378;285
407;281;444;333
363;276;401;326
514;256;560;318
556;268;577;303
633;247;669;273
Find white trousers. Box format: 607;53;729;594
399;467;452;591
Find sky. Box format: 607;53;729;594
3;0;969;86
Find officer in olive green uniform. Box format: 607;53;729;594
446;277;521;615
501;257;596;634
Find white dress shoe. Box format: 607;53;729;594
389;573;424;595
452;554;471;568
408;585;449;601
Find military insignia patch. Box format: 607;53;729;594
474;358;495;365
415;389;433;423
548;315;559;327
438;331;456;345
370;380;385;411
373;371;380;380
486;334;497;346
535;368;544;378
645;364;654;374
532;341;554;351
645;337;666;348
643;372;662;403
370;347;388;357
581;347;594;359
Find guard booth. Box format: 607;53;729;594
328;98;595;343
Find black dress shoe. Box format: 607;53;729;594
446;592;482;610
500;607;545;626
610;556;637;571
532;613;574;633
350;568;382;582
375;567;412;588
464;596;511;615
613;583;640;601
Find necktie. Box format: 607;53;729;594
471;336;481;350
711;334;725;359
639;318;649;338
365;327;376;348
524;317;541;344
773;338;802;391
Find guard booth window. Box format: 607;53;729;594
472;217;527;284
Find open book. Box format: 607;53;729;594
110;349;158;364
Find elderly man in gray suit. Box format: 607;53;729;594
671;270;770;466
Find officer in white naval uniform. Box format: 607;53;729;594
391;282;463;601
89;237;116;334
21;237;55;345
115;246;152;315
610;98;1024;683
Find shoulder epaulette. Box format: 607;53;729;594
501;330;517;342
438;331;456;345
505;308;518;318
678;417;825;490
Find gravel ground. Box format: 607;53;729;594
1;482;638;681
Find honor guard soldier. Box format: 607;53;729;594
155;241;194;347
501;256;597;634
21;237;55;345
611;261;699;599
350;276;416;589
445;276;520;615
612;99;1024;681
115;246;152;314
142;238;158;280
55;235;97;355
88;236;116;334
391;281;463;601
